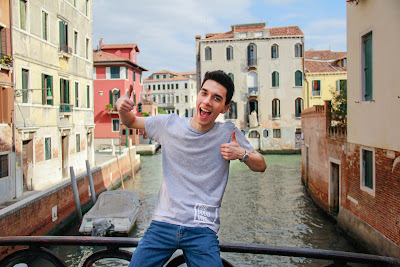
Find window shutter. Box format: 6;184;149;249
59;21;63;46
42;74;46;104
109;90;113;104
66;80;69;104
48;76;53;105
364;32;373;101
87;85;90;108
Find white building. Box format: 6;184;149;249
143;70;197;117
196;23;304;151
12;0;94;191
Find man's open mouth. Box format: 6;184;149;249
199;107;211;118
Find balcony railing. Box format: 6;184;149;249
0;236;399;267
59;44;72;54
60;104;73;113
247;57;257;67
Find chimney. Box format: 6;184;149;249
99;38;104;50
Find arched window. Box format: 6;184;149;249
271;44;279;59
248;131;260;138
225;101;237;119
226;45;233;60
295;98;304;117
247;43;257;66
263;130;269;138
110;89;120;108
228;73;234;83
247;71;258;95
272;98;280;118
295;70;303;86
295;43;303;57
272;71;279;87
205;46;212;60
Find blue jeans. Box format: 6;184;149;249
128;221;223;267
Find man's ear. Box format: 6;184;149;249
221;104;230;114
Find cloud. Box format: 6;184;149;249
302;19;347;51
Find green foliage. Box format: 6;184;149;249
158;108;168;114
330;84;347;126
142;112;149;117
105;104;113;111
0;55;13;67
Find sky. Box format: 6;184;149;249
92;0;347;77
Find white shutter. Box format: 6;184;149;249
106;67;110;79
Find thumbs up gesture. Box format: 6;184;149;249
116;86;135;113
221;131;244;161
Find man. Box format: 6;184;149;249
117;70;266;266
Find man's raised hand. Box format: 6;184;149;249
220;131;242;161
116;86;135;113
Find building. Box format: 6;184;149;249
301;0;400;258
143;70;197;117
93;40;147;148
304;50;347;108
12;0;94;191
196;23;304;151
0;0;17;203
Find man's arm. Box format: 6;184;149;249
220;131;267;172
116;87;146;129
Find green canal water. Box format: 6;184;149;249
37;153;370;266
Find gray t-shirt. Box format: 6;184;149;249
145;114;253;232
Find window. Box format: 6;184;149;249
167;84;170;89
273;129;281;138
110;89;120;108
85;0;89;16
125;67;128;80
361;148;374;191
163;84;165;90
153;85;155;90
163;74;166;79
87;85;90;108
295;43;303;57
312;80;321;96
85;38;89;59
271;44;279;59
295;98;303;117
45;137;51;160
74;82;79;107
60;78;70;112
247;71;258;95
0;27;3;54
225;101;237;119
156;75;159;79
295;70;303;86
362;31;373;101
247;43;257;66
337;79;347;92
272;71;279;87
76;134;80;152
74;31;78;54
59;20;68;53
110;67;120;79
226;45;233;60
133;70;136;82
171;84;174;89
74;0;77;7
228;73;234;83
272;99;280;118
158;84;160;90
185;109;189;117
185;96;188;103
20;0;27;31
22;69;29;103
248;131;260;138
185;83;188;89
42;11;48;41
112;119;120;132
263;130;268;138
42;74;53;105
176;84;179;89
176;96;179;103
205;46;212;60
0;154;9;178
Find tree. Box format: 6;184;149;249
330;82;347;126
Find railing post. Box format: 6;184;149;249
86;160;96;204
70;167;82;222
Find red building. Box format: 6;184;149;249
93;39;147;149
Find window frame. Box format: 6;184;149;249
42;73;53;105
312;80;321;97
272;71;279;88
362;31;373;101
226;45;234;60
74;82;79;107
19;0;29;31
271;44;279;59
41;9;49;41
76;134;81;153
45;137;52;160
273;129;281;138
360;147;375;196
295;70;303;87
205;46;212;61
0;152;10;179
294;43;303;57
272;98;280;118
110;66;120;79
295;98;303;118
21;68;30;103
112;118;120;132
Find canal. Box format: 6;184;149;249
46;153;369;266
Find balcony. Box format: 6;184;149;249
248;87;258;96
247;57;257;67
60;103;73;113
58;44;72;59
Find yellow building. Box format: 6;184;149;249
304;50;347;108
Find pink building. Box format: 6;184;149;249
93;39;147;148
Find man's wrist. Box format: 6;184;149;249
239;148;249;162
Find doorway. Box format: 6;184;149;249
22;140;33;191
330;162;340;215
62;135;69;177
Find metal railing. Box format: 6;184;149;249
60;104;73;113
59;44;72;54
0;236;399;267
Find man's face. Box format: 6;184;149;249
190;79;229;132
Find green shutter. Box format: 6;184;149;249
75;83;78;107
87;85;90;108
109;90;113;104
42;74;45;104
66;80;69;104
364;32;373;101
364;150;373;189
42;11;47;40
22;69;28;103
59;21;63;47
20;0;26;30
47;75;53;105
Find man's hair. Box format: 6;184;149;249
201;70;234;105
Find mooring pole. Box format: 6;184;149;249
86;160;96;204
70;167;82;221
